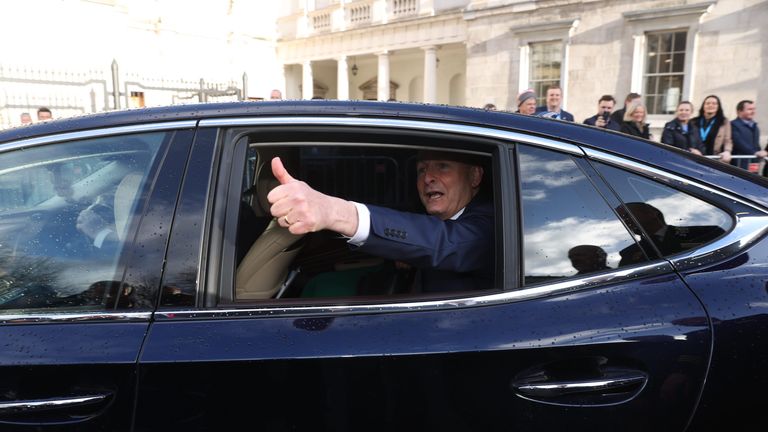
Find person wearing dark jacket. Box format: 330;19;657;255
612;92;641;125
583;95;622;131
661;101;705;154
620;100;650;139
730;100;765;171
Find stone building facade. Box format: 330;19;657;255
276;0;768;139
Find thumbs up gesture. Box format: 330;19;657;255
267;157;359;236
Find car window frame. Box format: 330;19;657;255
209;125;510;307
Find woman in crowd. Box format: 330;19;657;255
661;101;704;154
691;95;732;163
620;100;650;139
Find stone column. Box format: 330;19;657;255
422;46;438;104
337;56;349;100
302;60;314;100
377;51;390;101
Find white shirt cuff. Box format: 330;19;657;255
347;202;371;246
93;228;113;248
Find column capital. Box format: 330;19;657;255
421;45;438;52
376;51;390;58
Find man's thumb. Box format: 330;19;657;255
272;157;296;184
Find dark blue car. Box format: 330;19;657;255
0;101;765;431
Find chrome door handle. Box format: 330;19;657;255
0;393;111;414
514;374;647;398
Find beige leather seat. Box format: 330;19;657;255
236;153;305;300
113;171;144;241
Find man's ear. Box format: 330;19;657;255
470;166;483;188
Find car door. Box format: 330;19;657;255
134;118;711;431
0;124;194;431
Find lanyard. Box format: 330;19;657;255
699;117;716;141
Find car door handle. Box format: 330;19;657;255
513;373;647;398
0;393;111;415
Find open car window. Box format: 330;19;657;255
226;140;499;304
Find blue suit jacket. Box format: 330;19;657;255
535;106;575;122
358;198;494;293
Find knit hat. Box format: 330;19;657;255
517;89;536;107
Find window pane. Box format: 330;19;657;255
673;31;687;52
529;41;562;106
595;163;732;259
518;145;645;285
643;30;687;114
0;133;166;311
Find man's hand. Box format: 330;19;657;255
720;150;732;163
595;115;607;128
756;150;768;159
267;157;359;236
76;206;109;240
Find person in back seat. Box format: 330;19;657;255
267;150;493;293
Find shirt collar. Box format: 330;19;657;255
450;207;466;220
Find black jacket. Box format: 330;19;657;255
661;119;705;153
620;121;650;139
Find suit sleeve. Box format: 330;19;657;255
357;202;493;273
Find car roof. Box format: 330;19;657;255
2;100;767;209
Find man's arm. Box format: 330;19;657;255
358;202;494;273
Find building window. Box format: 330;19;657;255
643;30;687;115
529;41;562;106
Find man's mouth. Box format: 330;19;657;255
425;191;444;201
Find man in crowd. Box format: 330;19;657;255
269;89;283;100
516;89;537;115
535;85;574;121
583;95;622;131
267;151;493;293
37;107;53;121
611;93;641;125
730;100;765;171
19;112;33;125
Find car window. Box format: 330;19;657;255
0;133;167;312
517;145;647;286
230;142;497;303
593;162;732;258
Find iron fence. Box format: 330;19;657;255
1;60;246;129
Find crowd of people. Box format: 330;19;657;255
504;86;764;173
17;107;53;125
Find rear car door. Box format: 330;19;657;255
0;124;194;431
134;117;712;431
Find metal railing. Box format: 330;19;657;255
705;154;767;174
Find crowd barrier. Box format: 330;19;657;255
705;154;766;174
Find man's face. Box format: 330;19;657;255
739;102;756;121
626;97;641;109
416;160;482;220
270;90;282;100
20;113;32;124
546;89;562;109
520;98;537;115
37;111;52;121
597;100;614;115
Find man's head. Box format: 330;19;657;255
597;95;616;116
37;107;52;121
568;245;608;273
737;100;756;122
624;92;641;109
19;112;32;125
416;151;484;220
545;85;562;111
269;89;282;100
618;202;667;235
517;89;537;115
